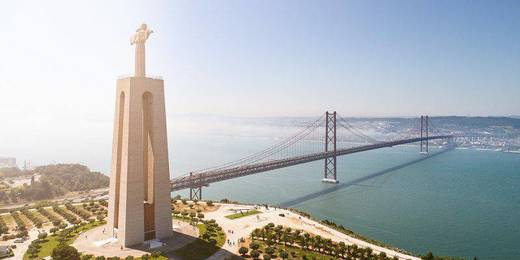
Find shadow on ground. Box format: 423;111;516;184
278;146;454;208
127;230;242;260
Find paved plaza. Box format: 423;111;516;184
72;220;198;258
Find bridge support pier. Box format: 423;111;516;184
322;111;339;183
420;115;429;154
189;186;202;201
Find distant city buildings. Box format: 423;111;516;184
0;157;16;168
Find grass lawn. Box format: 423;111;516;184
225;209;261;220
23;221;103;260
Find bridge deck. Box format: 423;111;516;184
170;135;452;191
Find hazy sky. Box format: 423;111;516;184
1;0;519;170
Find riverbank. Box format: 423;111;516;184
205;203;420;260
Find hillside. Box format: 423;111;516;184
0;164;109;204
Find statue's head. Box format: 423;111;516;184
139;23;148;31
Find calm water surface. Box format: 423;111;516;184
170;133;520;260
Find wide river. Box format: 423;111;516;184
170;133;520;260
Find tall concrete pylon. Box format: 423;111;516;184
107;23;172;246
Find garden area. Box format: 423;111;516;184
238;223;398;260
225;209;260;220
23;220;105;259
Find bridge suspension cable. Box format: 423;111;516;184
426;116;443;136
336;115;380;144
190;114;325;174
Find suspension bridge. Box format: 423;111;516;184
170;112;453;200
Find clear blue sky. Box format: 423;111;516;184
1;0;519;119
1;0;519;170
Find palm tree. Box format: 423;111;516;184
338;241;347;257
314;235;322;252
306;236;315;251
323;238;333;254
298;237;308;250
281;233;289;246
365;247;373;258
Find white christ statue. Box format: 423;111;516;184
131;23;154;77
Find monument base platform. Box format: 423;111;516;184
72;222;196;258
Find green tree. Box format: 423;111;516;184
249;241;260;250
238;246;248;256
38;232;48;239
250;250;260;259
279;251;289;259
51;244;80;260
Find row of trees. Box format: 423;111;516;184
37;207;62;226
250;223;397;260
239;244;290;260
53;205;80;225
0;215;8;234
83;202;108;221
83;201;102;213
66;203;91;221
4;212;28;239
20;208;44;228
172;210;204;220
10;211;26;231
